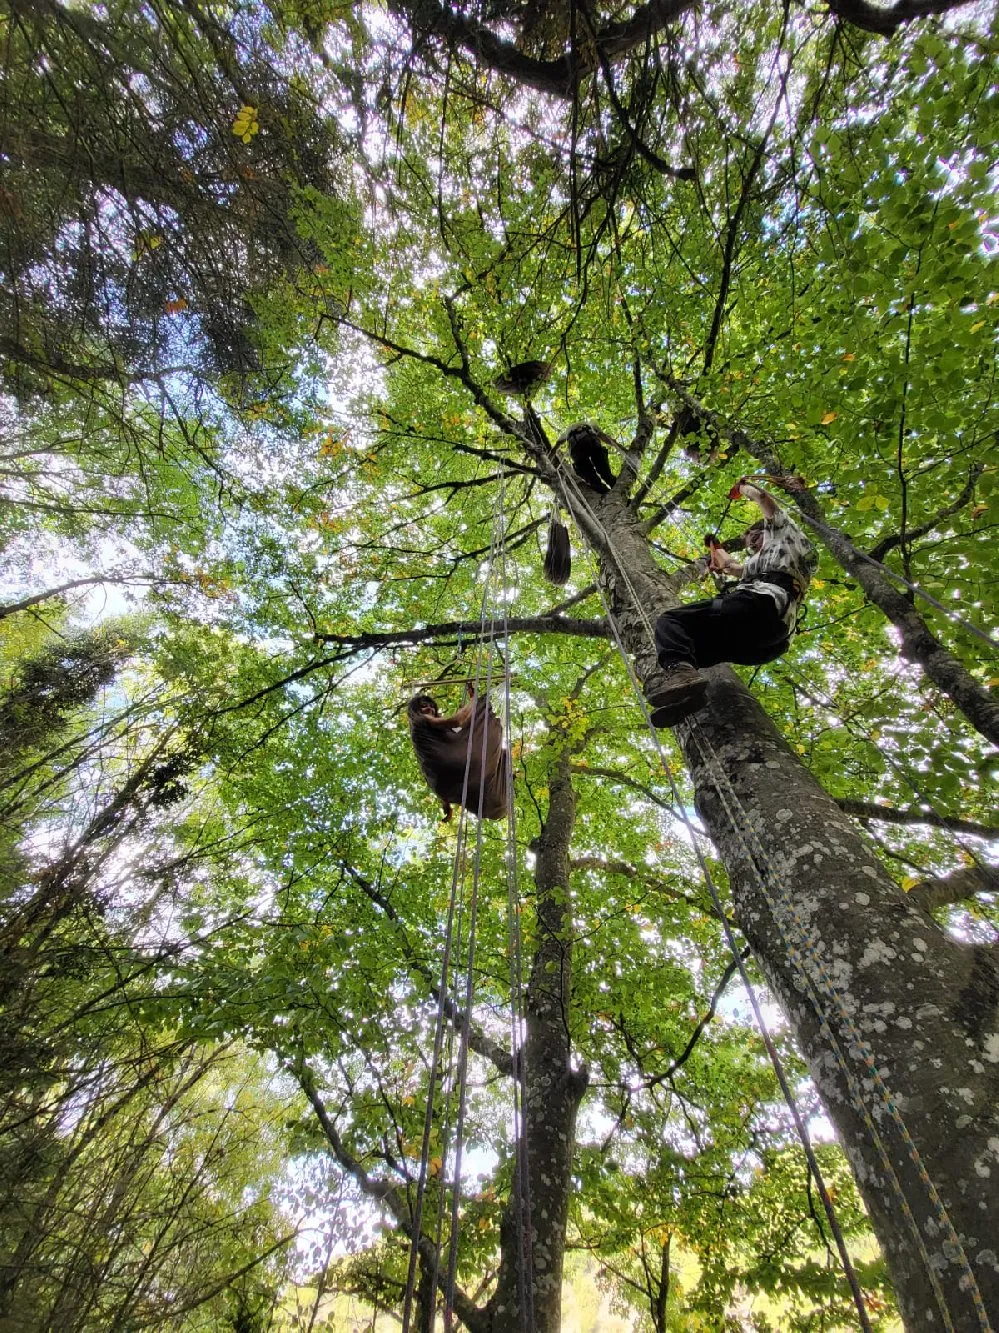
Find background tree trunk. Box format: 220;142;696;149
488;747;587;1333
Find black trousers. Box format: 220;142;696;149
655;589;791;670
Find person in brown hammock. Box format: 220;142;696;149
644;477;817;728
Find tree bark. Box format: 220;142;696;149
417;1253;436;1333
384;0;983;91
488;747;588;1333
385;0;698;99
564;485;999;1330
654;1235;671;1333
908;865;999;916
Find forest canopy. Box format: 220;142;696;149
0;0;996;1329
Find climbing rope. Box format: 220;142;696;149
401;510;501;1333
677;716;993;1333
401;472;535;1333
443;640;499;1333
549;454;876;1327
499;469;537;1333
553;449;993;1330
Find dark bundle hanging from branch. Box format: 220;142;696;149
543;511;571;585
561;422;617;494
493;358;552;398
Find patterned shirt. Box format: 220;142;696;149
740;505;818;627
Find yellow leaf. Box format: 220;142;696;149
842;353;856;362
970;320;985;333
901;876;921;891
820;411;837;425
233;105;259;139
429;1155;443;1176
164;297;188;314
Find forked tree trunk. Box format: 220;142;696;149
581;490;999;1330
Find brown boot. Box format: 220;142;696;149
643;663;708;728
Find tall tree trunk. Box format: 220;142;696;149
577;490;999;1330
488;748;588;1333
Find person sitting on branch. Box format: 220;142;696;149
643;477;817;728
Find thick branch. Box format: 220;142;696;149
826;0;981;34
836;799;999;840
908;864;999;915
314;615;611;648
387;0;697;99
0;574;162;620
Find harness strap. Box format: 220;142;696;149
753;570;804;600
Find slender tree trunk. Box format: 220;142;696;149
654;1235;671;1333
488;748;588;1333
577;489;999;1330
417;1253;436;1333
